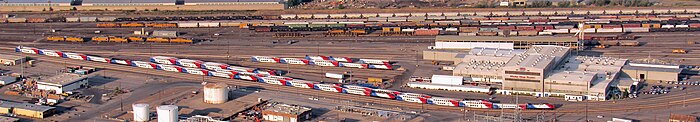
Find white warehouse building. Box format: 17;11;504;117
430;75;464;85
433;36;580;50
447;45;632;101
37;73;90;94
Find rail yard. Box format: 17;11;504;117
3;6;700;122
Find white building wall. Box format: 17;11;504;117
264;115;284;121
37;84;61;93
431;75;463;85
434;42;514;50
37;79;88;94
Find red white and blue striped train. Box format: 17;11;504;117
15;46;554;110
251;55;393;70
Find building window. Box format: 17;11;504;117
505;78;540;82
505;71;541;76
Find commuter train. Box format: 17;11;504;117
14;46;554;110
252;55;393;70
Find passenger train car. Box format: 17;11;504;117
15;46;555;110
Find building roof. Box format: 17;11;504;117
0;0;72;3
82;0;176;3
504;53;555;70
615;77;637;88
435;36;579;43
0;76;16;82
0;100;55;112
566;56;627;73
524;45;569;58
462;47;524;64
38;73;88;86
504;45;570;70
622;65;683;73
262;103;311;115
468;47;525;57
455;60;504;76
0;54;22;60
545;71;595;85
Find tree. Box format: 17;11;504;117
70;7;77;11
287;0;300;7
558;1;571;7
475;0;496;8
527;1;552;8
587;0;611;6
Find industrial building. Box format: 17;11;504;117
81;0;177;6
622;63;681;82
0;54;25;66
452;47;525;83
442;45;660;101
0;76;17;85
422;50;465;63
36;73;90;94
262;103;312;122
0;100;56;119
432;36;580;50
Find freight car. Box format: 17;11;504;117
108;37;129;43
65;37;85;42
47;36;65;41
91;37;109;42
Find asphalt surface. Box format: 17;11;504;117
4;20;700;121
66;81;201;121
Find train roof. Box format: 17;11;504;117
0;0;72;3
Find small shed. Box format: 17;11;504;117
0;76;17;85
0;54;25;66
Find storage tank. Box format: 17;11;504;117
204;83;228;104
156;105;178;122
132;103;150;122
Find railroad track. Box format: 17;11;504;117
17;52;700;114
6;41;700;114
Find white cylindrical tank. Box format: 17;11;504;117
132;103;150;122
204;83;229;104
156;105;178;122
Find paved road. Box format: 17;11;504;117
67;82;201;121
